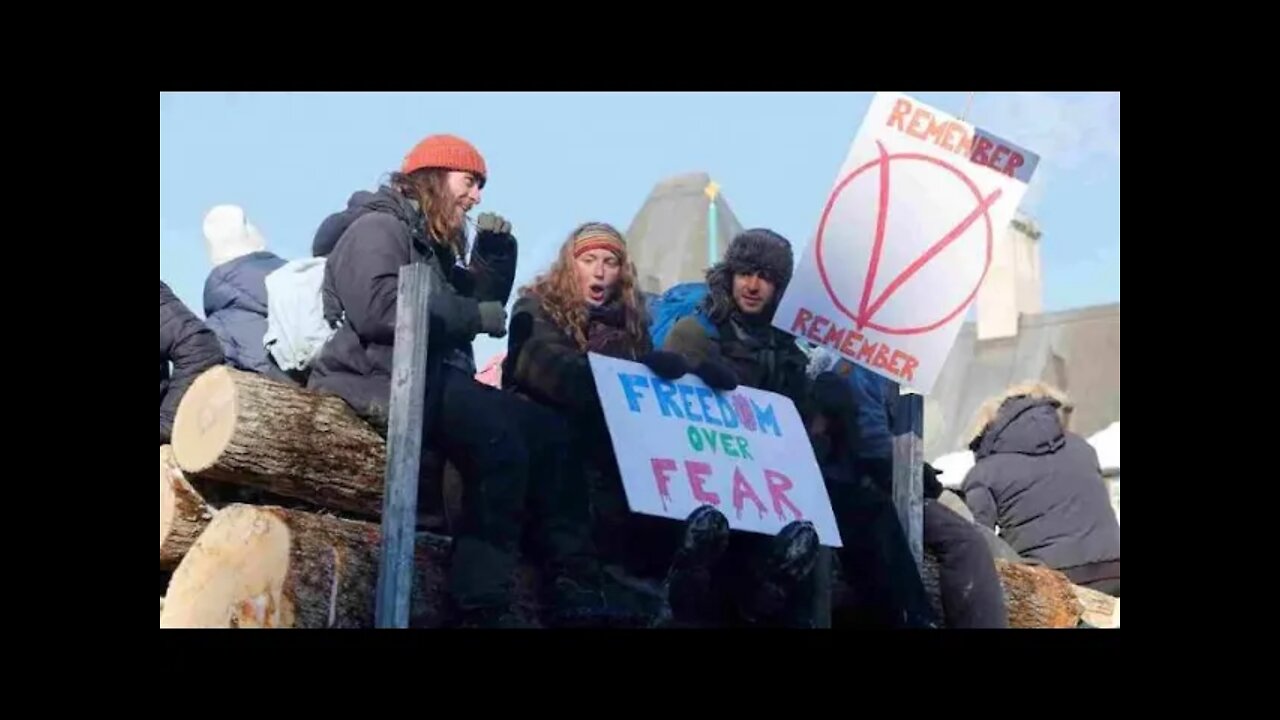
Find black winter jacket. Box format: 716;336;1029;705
504;296;649;411
312;191;380;258
160;281;225;443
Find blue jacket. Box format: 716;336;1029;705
203;251;287;378
848;363;897;460
809;349;897;460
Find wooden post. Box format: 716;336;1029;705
375;265;432;628
892;391;924;570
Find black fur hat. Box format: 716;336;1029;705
704;228;795;323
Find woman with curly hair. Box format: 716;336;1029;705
504;222;744;624
505;221;652;400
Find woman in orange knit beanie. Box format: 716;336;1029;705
308;134;605;627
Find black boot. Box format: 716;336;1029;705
738;520;821;624
661;505;731;626
448;536;525;627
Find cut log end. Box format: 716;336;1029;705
995;560;1084;628
160;445;214;570
1073;584;1120;628
160;446;177;549
172;366;239;474
161;504;293;628
170;366;388;518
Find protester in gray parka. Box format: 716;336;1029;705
962;382;1120;597
308;134;603;627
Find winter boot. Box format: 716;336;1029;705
661;505;731;626
738;520;820;624
448;536;523;627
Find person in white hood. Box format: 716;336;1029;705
201;205;291;382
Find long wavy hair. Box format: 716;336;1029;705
520;222;650;351
389;168;468;258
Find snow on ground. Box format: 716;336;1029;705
930;450;975;488
1087;422;1120;470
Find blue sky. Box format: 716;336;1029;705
160;92;1120;364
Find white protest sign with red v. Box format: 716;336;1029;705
587;353;842;548
773;92;1040;394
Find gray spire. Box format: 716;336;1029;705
625;172;745;294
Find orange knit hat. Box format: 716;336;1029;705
401;134;487;186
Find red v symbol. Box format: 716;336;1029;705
855;141;1002;330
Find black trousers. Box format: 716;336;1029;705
711;532;821;628
426;367;594;611
923;499;1008;628
1063;561;1120;598
829;477;937;629
592;467;818;627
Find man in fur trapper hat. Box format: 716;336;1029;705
646;230;823;627
652;229;937;629
665;228;810;400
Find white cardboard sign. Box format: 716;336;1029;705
588;353;842;547
773;92;1040;394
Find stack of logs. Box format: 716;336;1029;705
158;366;542;628
159;366;1117;629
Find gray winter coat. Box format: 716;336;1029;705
306;186;516;422
961;396;1120;571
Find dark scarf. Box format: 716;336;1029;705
584;300;646;360
724;307;794;390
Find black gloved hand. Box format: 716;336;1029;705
474;212;515;253
922;462;944;501
640;351;690;380
569;371;604;419
692;359;738;391
478;301;508;338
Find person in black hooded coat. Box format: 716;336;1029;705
312;190;381;259
502;223;661;620
161;280;224;444
962;383;1120;596
307;134;601;626
921;462;1008;628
